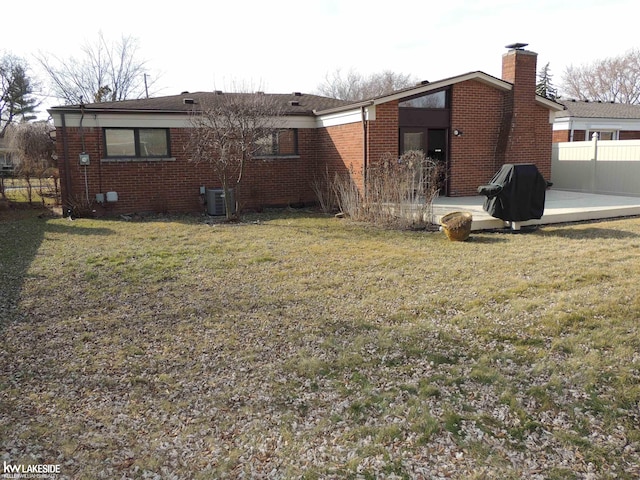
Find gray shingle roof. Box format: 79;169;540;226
49;92;352;116
556;100;640;119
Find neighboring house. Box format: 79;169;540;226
0;137;15;175
49;45;563;216
553;100;640;142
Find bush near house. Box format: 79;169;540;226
1;210;639;478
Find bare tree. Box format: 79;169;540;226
1;53;39;138
6;121;56;204
317;69;417;101
36;32;157;105
562;48;640;104
186;92;284;219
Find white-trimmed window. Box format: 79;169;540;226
104;128;170;157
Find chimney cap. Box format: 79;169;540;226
505;42;529;50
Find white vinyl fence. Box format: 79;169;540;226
552;137;640;196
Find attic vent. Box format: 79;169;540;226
293;92;302;96
419;80;429;85
181;91;190;94
183;98;196;105
214;90;223;95
256;91;264;95
289;100;300;106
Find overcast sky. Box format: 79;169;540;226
4;0;640;113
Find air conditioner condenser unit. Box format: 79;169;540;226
206;188;235;216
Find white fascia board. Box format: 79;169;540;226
553;118;571;130
51;112;316;129
316;108;366;127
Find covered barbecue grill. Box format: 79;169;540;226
477;164;551;230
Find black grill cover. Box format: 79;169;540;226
477;164;548;222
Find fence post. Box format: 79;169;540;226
591;132;598;193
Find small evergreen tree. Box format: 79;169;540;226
536;62;558;100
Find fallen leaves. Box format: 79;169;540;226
1;211;640;478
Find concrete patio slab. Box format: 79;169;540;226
432;190;640;231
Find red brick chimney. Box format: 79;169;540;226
498;43;543;171
502;43;538;99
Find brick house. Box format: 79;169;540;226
49;45;562;216
553;100;640;142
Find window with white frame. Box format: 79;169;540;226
104;128;170;157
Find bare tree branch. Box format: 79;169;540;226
316;68;417;101
186;91;285;219
561;48;640;104
35;32;157;105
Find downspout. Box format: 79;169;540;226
79;105;90;204
362;106;368;199
60;113;72;215
569;118;574;142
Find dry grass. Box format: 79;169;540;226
1;208;640;479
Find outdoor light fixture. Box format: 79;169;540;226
453;129;463;137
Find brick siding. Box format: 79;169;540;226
317;121;364;190
449;80;505;195
57;126;320;215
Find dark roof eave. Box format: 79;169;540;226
313;100;374;116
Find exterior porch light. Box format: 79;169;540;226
453;129;463;136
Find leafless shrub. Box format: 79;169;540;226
332;150;442;229
66;193;94;218
311;166;339;214
332;169;361;219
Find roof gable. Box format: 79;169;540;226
315;71;563;115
